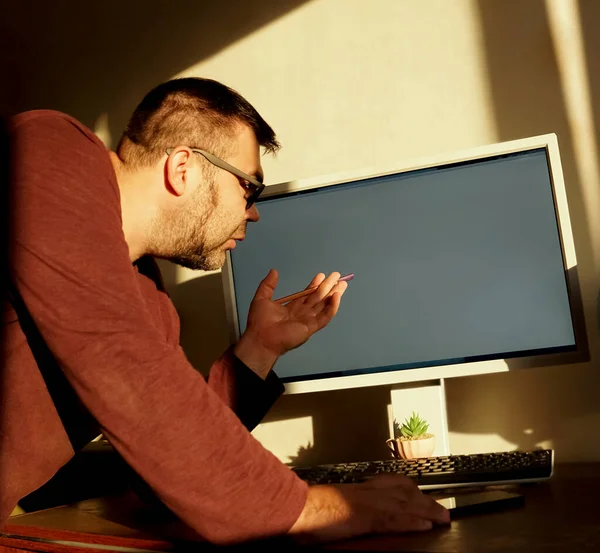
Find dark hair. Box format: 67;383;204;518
117;77;280;168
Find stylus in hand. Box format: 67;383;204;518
275;273;354;305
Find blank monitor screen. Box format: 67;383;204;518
229;148;576;383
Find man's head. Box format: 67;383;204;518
116;77;280;270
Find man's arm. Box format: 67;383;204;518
9;111;307;544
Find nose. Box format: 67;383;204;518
247;204;260;222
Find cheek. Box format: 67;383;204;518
207;204;243;238
205;181;246;233
217;175;248;211
217;192;247;224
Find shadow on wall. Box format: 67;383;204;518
167;0;600;466
445;0;600;462
264;385;395;466
167;0;600;465
474;0;594;271
168;271;230;377
0;0;311;132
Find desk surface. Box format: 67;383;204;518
2;463;600;553
329;462;600;552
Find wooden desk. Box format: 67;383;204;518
2;463;599;552
328;463;600;552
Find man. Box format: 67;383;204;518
1;77;449;544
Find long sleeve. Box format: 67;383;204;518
208;348;284;431
8;111;307;544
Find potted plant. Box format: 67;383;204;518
386;411;435;459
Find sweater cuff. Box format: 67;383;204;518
229;351;285;431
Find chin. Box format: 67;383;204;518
170;252;225;272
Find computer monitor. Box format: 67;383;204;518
222;134;587;455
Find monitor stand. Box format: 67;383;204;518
389;379;450;457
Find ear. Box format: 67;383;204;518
164;147;195;197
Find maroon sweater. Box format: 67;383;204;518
0;111;307;543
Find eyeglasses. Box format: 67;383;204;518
166;147;265;209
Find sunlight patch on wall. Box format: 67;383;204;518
175;266;220;285
449;430;554;455
251;416;314;464
448;431;519;455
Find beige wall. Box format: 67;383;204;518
173;0;600;464
4;0;600;464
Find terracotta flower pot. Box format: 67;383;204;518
386;435;435;459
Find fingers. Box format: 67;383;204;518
252;269;278;301
408;492;450;525
305;272;326;290
313;281;348;328
315;291;343;328
380;475;449;523
365;474;450;526
330;279;349;299
304;272;342;307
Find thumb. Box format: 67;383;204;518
253;269;279;301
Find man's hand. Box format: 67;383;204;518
233;269;348;378
288;474;450;543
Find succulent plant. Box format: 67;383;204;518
396;412;430;439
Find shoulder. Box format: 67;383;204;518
10;110;107;154
12;110;95;134
10;110;119;209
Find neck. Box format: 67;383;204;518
109;152;156;263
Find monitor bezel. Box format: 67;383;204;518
222;133;588;394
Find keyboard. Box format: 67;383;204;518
292;449;554;490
